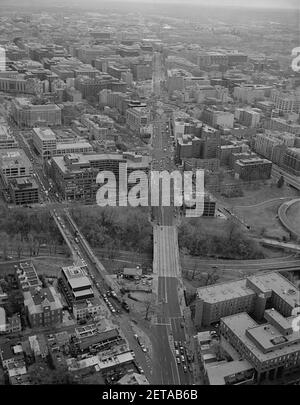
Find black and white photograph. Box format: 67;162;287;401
0;0;299;393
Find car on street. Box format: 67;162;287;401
183;365;187;373
181;355;185;363
176;357;181;364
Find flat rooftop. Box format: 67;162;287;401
33;127;56;141
206;359;254;385
0;149;31;169
222;312;300;362
62;266;91;290
197;279;255;304
197;272;300;308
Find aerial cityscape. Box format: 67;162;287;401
0;0;299;390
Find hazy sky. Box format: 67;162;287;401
72;0;299;10
124;0;296;8
0;0;298;9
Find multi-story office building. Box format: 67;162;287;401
0;125;18;149
234;157;272;181
8;177;39;205
24;286;63;328
0;149;33;185
59;266;102;320
32;127;57;157
49;152;150;203
11;98;61;127
194;272;299;328
220;310;300;383
126;107;150;134
32;127;93;158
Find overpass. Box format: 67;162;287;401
278;198;300;240
259;238;300;253
272;165;300;191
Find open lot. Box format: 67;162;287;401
31;256;73;277
219;181;299;208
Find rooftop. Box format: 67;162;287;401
33;127;56;141
206;359;254;385
222;312;300;362
0;149;31;169
62;266;91;290
24;286;63;315
197;272;299;308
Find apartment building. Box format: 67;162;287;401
15;262;42;292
